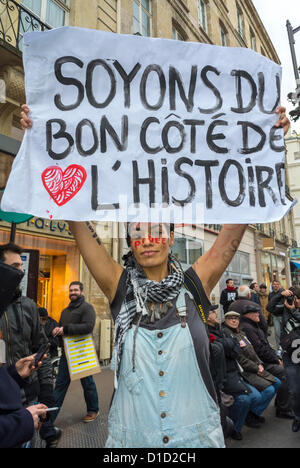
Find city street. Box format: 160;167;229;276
45;365;300;449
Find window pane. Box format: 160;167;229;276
198;0;207;31
142;0;150;12
141;10;150;36
220;27;227;46
133;0;140;20
240;252;250;275
188;240;202;265
22;0;42;16
228;253;240;273
46;0;65;27
172;238;187;264
133;17;140;34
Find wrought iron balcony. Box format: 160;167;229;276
0;0;50;54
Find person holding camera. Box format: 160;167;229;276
279;287;300;432
266;281;285;350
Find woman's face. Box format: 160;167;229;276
129;223;174;269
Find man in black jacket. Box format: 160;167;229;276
51;281;99;423
0;260;47;448
220;279;238;319
240;303;293;419
267;280;283;350
0;243;61;448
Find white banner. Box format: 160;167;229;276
1;27;294;224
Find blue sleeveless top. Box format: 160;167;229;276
106;267;225;448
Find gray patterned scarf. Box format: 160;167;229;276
112;251;184;388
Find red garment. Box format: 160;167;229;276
209;333;217;344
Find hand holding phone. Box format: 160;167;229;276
34;343;50;367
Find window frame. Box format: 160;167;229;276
198;0;208;34
237;5;244;39
21;0;69;28
172;25;184;41
172;235;203;268
250;28;257;51
220;23;228;47
132;0;152;37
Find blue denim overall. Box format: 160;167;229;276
106;288;225;448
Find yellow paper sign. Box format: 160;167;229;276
63;334;101;381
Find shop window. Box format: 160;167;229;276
132;0;152;36
277;256;287;288
0;227;80;322
261;251;272;289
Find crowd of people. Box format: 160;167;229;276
214;279;300;440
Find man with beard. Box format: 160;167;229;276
51;281;99;423
0;243;61;447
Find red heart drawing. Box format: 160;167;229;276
41;165;87;207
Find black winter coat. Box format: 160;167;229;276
208;324;251;397
58;297;96;352
0;295;53;405
0;365;33;448
223;324;277;391
240;316;279;365
267;289;285;316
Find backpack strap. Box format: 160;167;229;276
183;269;208;324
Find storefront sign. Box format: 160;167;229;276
1;27;294;224
0;217;73;239
64;334;101;381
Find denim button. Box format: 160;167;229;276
158;350;163;355
161;412;167;418
159;391;165;397
157;332;163;338
163;436;169;443
159;371;164;376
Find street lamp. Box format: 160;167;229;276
286;20;300;122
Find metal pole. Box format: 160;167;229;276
286;20;299;81
9;222;16;243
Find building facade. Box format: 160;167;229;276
0;0;296;355
285;129;300;284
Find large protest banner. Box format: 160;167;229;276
1;27;295;224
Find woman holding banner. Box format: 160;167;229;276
21;105;289;448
